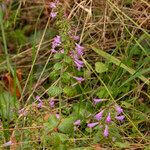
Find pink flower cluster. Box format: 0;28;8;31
51;35;62;53
70;43;84;71
50;0;59;19
115;104;125;121
74;99;125;138
68;31;80;41
73;76;84;83
36;96;43;108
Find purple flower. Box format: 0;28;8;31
115;115;125;121
3;141;12;147
55;0;60;4
74;119;81;126
115;105;123;115
50;12;57;18
18;108;27;116
87;122;99;128
75;43;84;56
60;49;64;53
36;96;43;108
103;125;109;137
36;95;40;101
93;98;102;105
49;99;55;108
51;35;61;52
38;101;43;108
105;112;111;123
51;49;57;53
73;35;80;40
73;56;84;70
52;35;61;49
56;113;60;119
50;2;56;8
73;76;84;83
71;48;84;70
94;110;104;121
53;36;61;45
73;55;83;64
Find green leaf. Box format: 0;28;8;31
63;55;72;64
95;62;108;73
91;46;149;85
55;144;67;150
61;72;71;83
84;69;92;79
49;132;68;147
70;147;93;150
121;101;132;108
50;70;59;80
10;29;27;45
48;86;62;97
72;102;94;117
52;132;68;143
96;86;111;98
54;62;62;70
44;114;59;132
144;145;150;150
0;92;19;121
114;142;130;148
58;115;78;134
54;53;64;59
63;86;77;97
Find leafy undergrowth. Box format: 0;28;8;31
0;0;150;149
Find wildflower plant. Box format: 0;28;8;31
1;0;145;149
48;3;85;101
41;1;127;148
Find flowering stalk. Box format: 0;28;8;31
49;98;55;108
115;105;123;115
36;96;43;108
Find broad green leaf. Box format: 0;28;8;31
55;144;67;150
84;69;92;79
46;132;68;148
91;46;149;85
95;62;108;73
50;70;59;79
63;86;77;97
58;115;78;134
0;92;19;121
44;114;59;132
114;142;130;148
72;102;94;117
61;72;71;83
48;86;62;97
121;101;132;108
70;147;93;150
96;86;112;98
145;145;150;150
64;55;72;64
51;132;68;144
54;62;62;70
54;53;64;59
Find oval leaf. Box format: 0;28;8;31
95;62;108;73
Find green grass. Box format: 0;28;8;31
0;0;150;149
